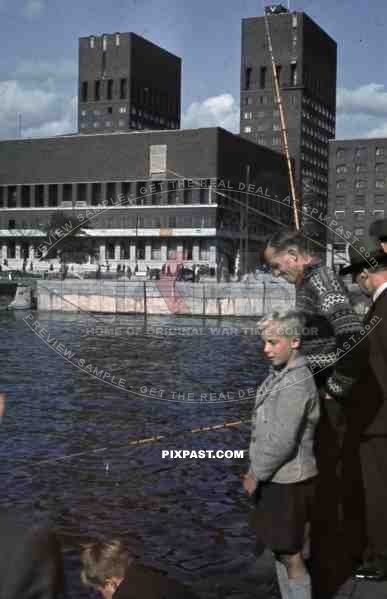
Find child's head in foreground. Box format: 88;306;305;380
259;309;305;368
80;540;131;599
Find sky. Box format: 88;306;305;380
0;0;387;140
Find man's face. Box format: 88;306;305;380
355;270;373;296
381;241;387;253
264;246;304;284
98;578;122;599
261;324;300;367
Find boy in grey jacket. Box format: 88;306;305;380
244;309;320;599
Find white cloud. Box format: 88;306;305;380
22;0;46;18
182;93;239;133
0;79;76;139
15;60;76;84
336;84;387;139
337;84;387;117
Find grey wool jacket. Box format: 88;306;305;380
248;354;320;484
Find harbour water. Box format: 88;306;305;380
0;311;268;597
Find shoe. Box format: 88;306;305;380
355;564;386;581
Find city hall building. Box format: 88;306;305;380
0;126;291;273
0;30;292;273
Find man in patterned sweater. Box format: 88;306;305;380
264;229;365;596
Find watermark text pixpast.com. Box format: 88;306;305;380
161;449;245;459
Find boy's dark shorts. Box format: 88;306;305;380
252;476;317;555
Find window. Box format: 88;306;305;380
48;185;58;207
336;181;346;190
168;215;177;228
260;66;267;89
243;126;252;133
355;180;366;189
93;122;100;128
8;219;15;229
118;119;125;127
374;209;385;219
151;241;161;260
244;112;252;120
257;111;265;117
77;183;87;203
245;67;252;90
245;96;253;105
273;123;281;131
102;35;107;52
336;165;347;174
63;184;72;203
257;136;266;144
354;228;365;237
376;147;384;157
119;106;127;113
336;149;345;161
115;33;120;46
375;163;385;173
275;64;282;85
290;63;297;86
257;124;266;131
376;179;385;188
81;82;88;103
272;136;281;145
355;146;367;159
353;210;365;221
355;164;367;173
374;195;385;205
94;80;100;101
105;120;113;127
107;80;113;100
335;196;345;206
21;185;30;207
35;185;44;207
81;110;87;117
120;78;127;99
335;210;345;219
89;36;95;49
292;14;297;27
260;96;269;105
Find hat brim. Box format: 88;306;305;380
340;251;387;276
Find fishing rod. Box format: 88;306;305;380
263;5;300;231
7;418;251;480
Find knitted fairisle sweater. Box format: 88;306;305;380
296;262;364;399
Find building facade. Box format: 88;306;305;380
240;7;337;248
328;138;387;266
78;32;181;134
0;127;291;273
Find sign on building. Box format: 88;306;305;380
149;144;167;176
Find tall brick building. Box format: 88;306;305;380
78;32;181;134
240;6;337;248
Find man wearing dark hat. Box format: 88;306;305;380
341;238;387;579
370;218;387;253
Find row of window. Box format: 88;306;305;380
336;147;385;161
336;164;386;174
245;64;298;91
89;34;121;49
0;182;214;208
301;169;328;184
80;118;177;130
336;179;386;190
0;239;212;262
301;118;334;139
244;94;298;107
301;153;329;171
81;78;128;103
302;96;335;122
334;209;385;219
301;140;329;158
334;194;385;206
3;214;216;230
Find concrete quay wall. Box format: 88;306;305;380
36;279;295;317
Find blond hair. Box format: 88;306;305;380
259;308;306;340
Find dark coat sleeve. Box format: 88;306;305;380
369;292;387;399
0;513;64;599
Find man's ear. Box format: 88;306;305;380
287;248;299;261
381;241;387;253
291;337;301;350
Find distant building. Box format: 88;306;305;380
78;32;181;134
328;138;387;266
240;8;337;248
0;128;291;273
